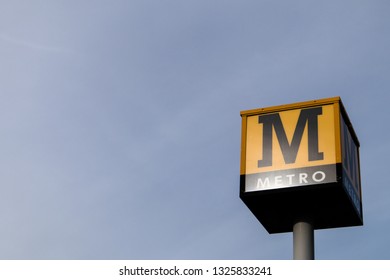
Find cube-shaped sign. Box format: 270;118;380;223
240;97;362;233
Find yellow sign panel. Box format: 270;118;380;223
240;97;342;191
244;104;338;174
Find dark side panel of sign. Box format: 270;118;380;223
340;113;362;219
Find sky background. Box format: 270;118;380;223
1;0;389;260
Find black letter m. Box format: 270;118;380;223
258;107;324;167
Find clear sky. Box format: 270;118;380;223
1;0;389;260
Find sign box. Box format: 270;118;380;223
240;97;362;233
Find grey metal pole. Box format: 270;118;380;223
293;220;314;260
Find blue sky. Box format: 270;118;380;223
1;0;389;259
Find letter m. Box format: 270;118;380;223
258;107;324;167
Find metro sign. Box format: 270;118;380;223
240;97;363;233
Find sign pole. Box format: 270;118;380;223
293;220;314;260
